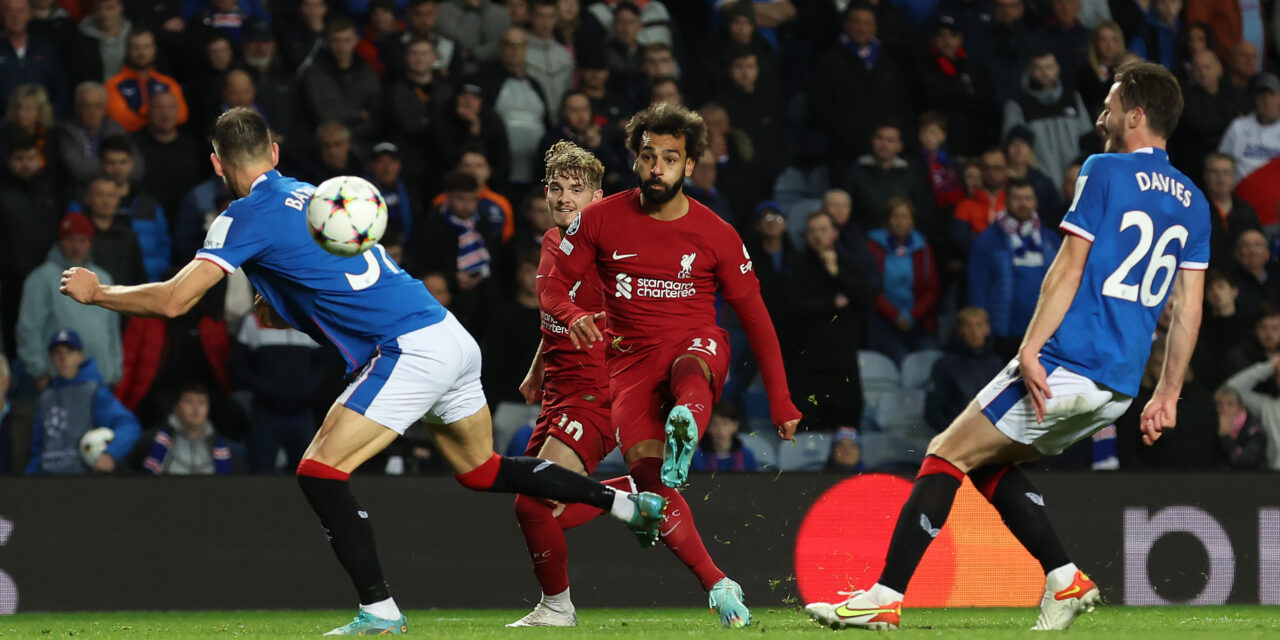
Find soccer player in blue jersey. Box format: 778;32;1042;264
806;62;1208;631
59;108;666;636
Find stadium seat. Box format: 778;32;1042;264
740;389;773;436
773;167;811;210
901;349;943;390
860;431;928;472
858;350;901;410
740;434;779;471
596;448;627;475
875;389;932;441
492;402;540;455
786;198;823;246
778;432;831;471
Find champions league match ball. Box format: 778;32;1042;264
79;427;114;467
306;176;388;257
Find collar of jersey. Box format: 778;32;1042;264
1132;147;1167;159
249;170;282;193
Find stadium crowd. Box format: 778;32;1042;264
0;0;1278;476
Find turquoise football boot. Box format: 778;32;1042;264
661;404;698;489
626;491;668;548
323;610;408;636
708;578;752;628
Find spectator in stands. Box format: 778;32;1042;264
1117;336;1218;470
1214;386;1268;470
866;197;938;363
438;0;510;74
700;102;758;226
525;0;571;111
576;55;627;127
473;26;547;192
954;147;1008;234
1003;49;1093;188
535;89;626;190
28;0;99;90
1078;21;1126;120
1004;126;1061;218
135;91;203;222
685;147;734;225
79;0;131;81
303;121;363;184
185;0;268;46
302;17;382;151
1194;270;1253;391
603;2;643;105
384;36;452;193
406;171;495;332
55;81;134;188
1204;154;1260;270
1050;157;1083;231
421;270;452;308
1225;305;1280;398
100;135;168;282
140;383;234;475
172;172;231;261
231;310;324;473
241;20;295;142
786;211;873;430
691;401;757;472
278;0;325;72
584;0;675;49
382;0;459;81
1230;230;1280;319
745;199;797;330
354;0;403;76
481;248;540;406
909;112;964;213
979;0;1031;107
0;0;65;115
217;69;257;119
916;14;995;158
1225;355;1280;470
1030;0;1088;86
103;28;186;133
691;1;781;106
432;147;513;242
1226;40;1257;93
648;75;680;107
1129;0;1182;70
0;84;54;171
968;178;1060;358
810;3;913;181
1218;73;1280;182
82;175;145;285
25;328;139;473
817;188;878;289
0;135;57;354
439;82;511;191
367;142;415;260
825;426;864;473
844;123;932;233
926;306;1004;431
1173;50;1250;183
715;48;783;186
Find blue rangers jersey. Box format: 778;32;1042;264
1042;147;1210;396
195;170;446;372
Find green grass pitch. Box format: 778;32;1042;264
2;607;1280;638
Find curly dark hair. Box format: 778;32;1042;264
624;102;709;162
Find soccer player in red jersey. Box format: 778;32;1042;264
508;142;635;627
552;103;803;628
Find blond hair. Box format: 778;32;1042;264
6;84;53;129
543;140;604;190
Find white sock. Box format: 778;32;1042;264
542;588;573;612
1046;563;1079;592
609;488;636;522
868;584;905;604
361;597;401;620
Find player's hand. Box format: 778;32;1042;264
519;367;544;405
59;267;101;304
93;453;115;473
1018;349;1052;423
568;312;606;350
254;294;289;329
776;418;799;441
1139;388;1179;446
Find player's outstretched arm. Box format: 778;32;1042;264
519;339;546;405
1140;268;1204;445
60;259;227;318
1016;235;1092;422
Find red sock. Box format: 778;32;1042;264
630;457;725;591
556;476;633;530
513;494;569;595
670;357;714;434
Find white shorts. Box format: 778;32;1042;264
336;312;486;434
976;359;1133;455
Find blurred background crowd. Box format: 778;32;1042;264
1;0;1278;477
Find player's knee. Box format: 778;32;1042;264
296;458;350;482
626;456;663;488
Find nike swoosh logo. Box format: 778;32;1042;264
612;251;638;260
833;605;899;618
659;521;682;538
1058;585;1082;598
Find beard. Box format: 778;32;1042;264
641;173;684;204
1102;121;1125;153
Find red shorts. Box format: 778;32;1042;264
607;327;732;454
524;386;615;474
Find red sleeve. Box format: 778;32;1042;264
731;294;803;427
538;231;590;327
714;223;761;305
910;244;940;321
874;294;900;322
554;205;601;284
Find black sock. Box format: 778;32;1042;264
297;475;390;605
490;456;617;511
973;465;1071;573
878;455;963;594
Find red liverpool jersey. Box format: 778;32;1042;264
553;189;758;342
538;226;607;395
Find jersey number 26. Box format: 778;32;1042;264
1101;210;1187;307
